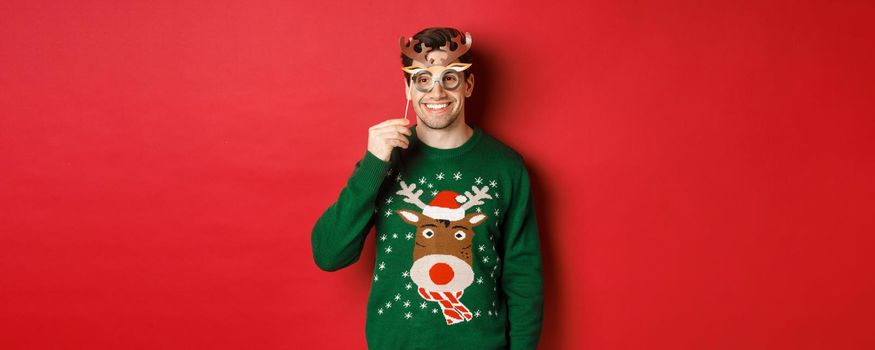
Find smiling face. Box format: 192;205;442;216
403;56;475;130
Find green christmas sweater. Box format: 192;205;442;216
311;124;544;349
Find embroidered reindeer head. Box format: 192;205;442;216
394;180;492;325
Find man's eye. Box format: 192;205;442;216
444;76;457;82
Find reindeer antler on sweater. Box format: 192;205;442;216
459;185;493;211
396;181;428;209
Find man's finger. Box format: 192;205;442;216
376;130;410;142
371;118;410;129
372;125;412;137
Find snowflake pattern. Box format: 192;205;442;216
372;170;508;322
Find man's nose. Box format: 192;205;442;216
427;81;447;98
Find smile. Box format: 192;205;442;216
423;102;451;113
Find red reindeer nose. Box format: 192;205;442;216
429;263;455;285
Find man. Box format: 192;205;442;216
311;27;544;349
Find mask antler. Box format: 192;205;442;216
400;36;431;66
436;32;472;65
400;32;473;67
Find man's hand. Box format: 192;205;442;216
367;118;412;162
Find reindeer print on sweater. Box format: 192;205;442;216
372;168;505;326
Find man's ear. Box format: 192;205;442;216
465;73;474;98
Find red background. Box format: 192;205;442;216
2;0;873;349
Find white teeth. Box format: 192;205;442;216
425;103;449;109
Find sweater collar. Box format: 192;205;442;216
409;124;483;159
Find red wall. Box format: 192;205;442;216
2;1;873;349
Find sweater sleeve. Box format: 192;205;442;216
311;150;391;272
500;162;545;350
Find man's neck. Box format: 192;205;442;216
415;117;474;149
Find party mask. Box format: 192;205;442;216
400;32;473;93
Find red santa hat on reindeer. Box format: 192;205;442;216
422;190;469;221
